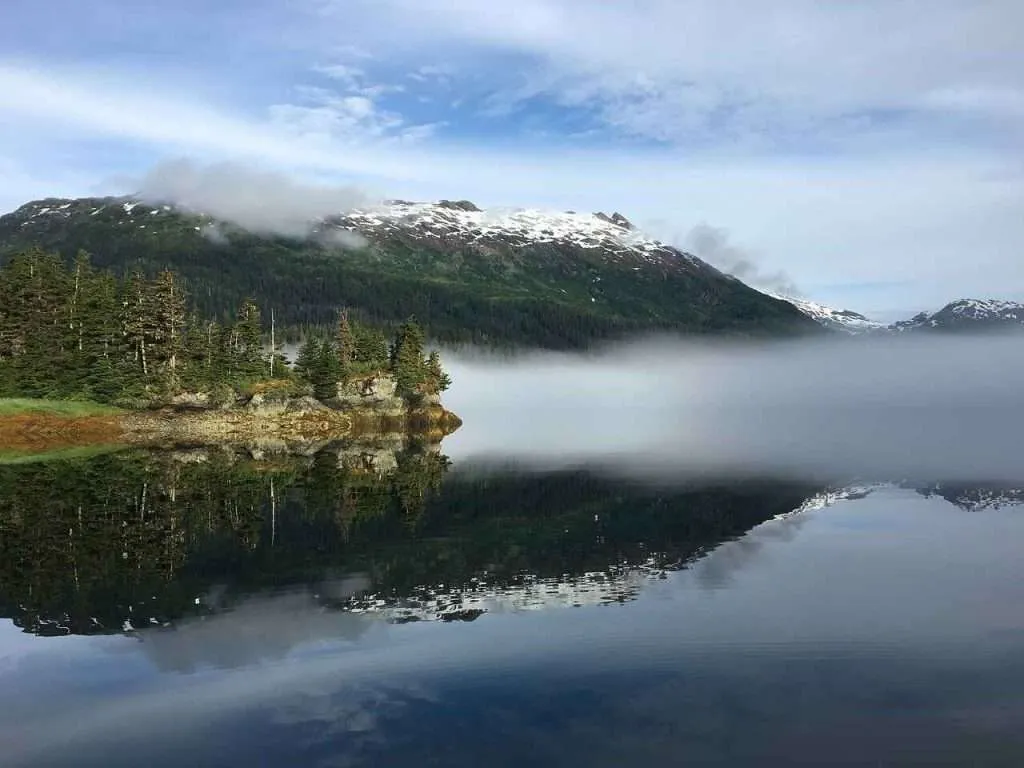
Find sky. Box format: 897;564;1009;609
1;0;1022;318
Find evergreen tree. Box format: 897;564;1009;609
294;336;321;381
229;298;266;379
312;341;342;401
353;323;388;370
0;249;454;406
150;270;187;390
122;271;158;381
295;337;341;401
425;351;451;394
390;318;428;400
335;308;355;376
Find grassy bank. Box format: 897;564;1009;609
0;398;123;417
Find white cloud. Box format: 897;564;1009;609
320;0;1024;146
134;159;371;239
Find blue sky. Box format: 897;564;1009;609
1;0;1023;318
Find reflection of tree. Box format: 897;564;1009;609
0;451;821;637
0;445;449;636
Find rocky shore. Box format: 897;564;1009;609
0;374;461;455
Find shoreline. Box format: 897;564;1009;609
0;399;462;458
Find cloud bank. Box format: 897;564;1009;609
134;160;373;240
443;334;1024;483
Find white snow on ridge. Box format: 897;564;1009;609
763;292;885;334
946;298;1024;320
342;200;697;266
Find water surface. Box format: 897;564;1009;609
1;446;1023;766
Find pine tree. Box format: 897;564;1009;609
294;337;321;381
390;317;428;400
229;298;266;380
425;350;451;394
122;271;158;381
312;341;342;401
295;337;340;401
353;323;388;370
151;270;187;390
335;308;355;375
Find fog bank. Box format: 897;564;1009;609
442;334;1024;482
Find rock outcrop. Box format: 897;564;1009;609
119;373;460;450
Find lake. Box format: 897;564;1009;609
1;439;1023;767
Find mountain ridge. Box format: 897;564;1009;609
769;293;1024;335
0;195;819;348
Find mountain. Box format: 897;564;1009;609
772;293;1024;335
891;299;1024;333
762;293;886;334
0;196;818;348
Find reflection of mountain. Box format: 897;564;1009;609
0;448;821;637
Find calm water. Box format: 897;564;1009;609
2;444;1024;766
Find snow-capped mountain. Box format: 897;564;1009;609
763;293;886;334
0;195;818;347
336;200;699;272
770;292;1024;335
892;299;1024;332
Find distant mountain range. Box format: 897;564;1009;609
0;196;816;348
768;294;1024;335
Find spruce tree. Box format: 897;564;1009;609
335;308;355;376
425;351;451;394
390;318;427;400
151;270;187;390
230;298;266;380
353;323;388;370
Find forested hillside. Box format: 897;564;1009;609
0;197;820;348
0;249;447;406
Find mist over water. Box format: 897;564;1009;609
442;334;1024;482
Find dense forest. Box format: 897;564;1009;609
0;197;820;349
0;248;449;406
0;446;820;637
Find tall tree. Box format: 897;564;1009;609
229;298;266;379
425;351;451;394
390;317;427;400
353;323;388;370
335;308;355;375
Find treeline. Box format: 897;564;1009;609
0;249;450;405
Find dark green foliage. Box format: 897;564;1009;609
390;317;428;399
0;252;275;404
297;337;342;401
426;351;451;393
353;323;389;370
0;250;452;406
335;308;355;374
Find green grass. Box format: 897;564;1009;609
0;443;127;465
0;398;123;417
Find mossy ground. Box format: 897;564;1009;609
0;398;122;417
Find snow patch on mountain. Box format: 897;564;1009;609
338;200;699;267
763;293;886;334
894;298;1024;332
